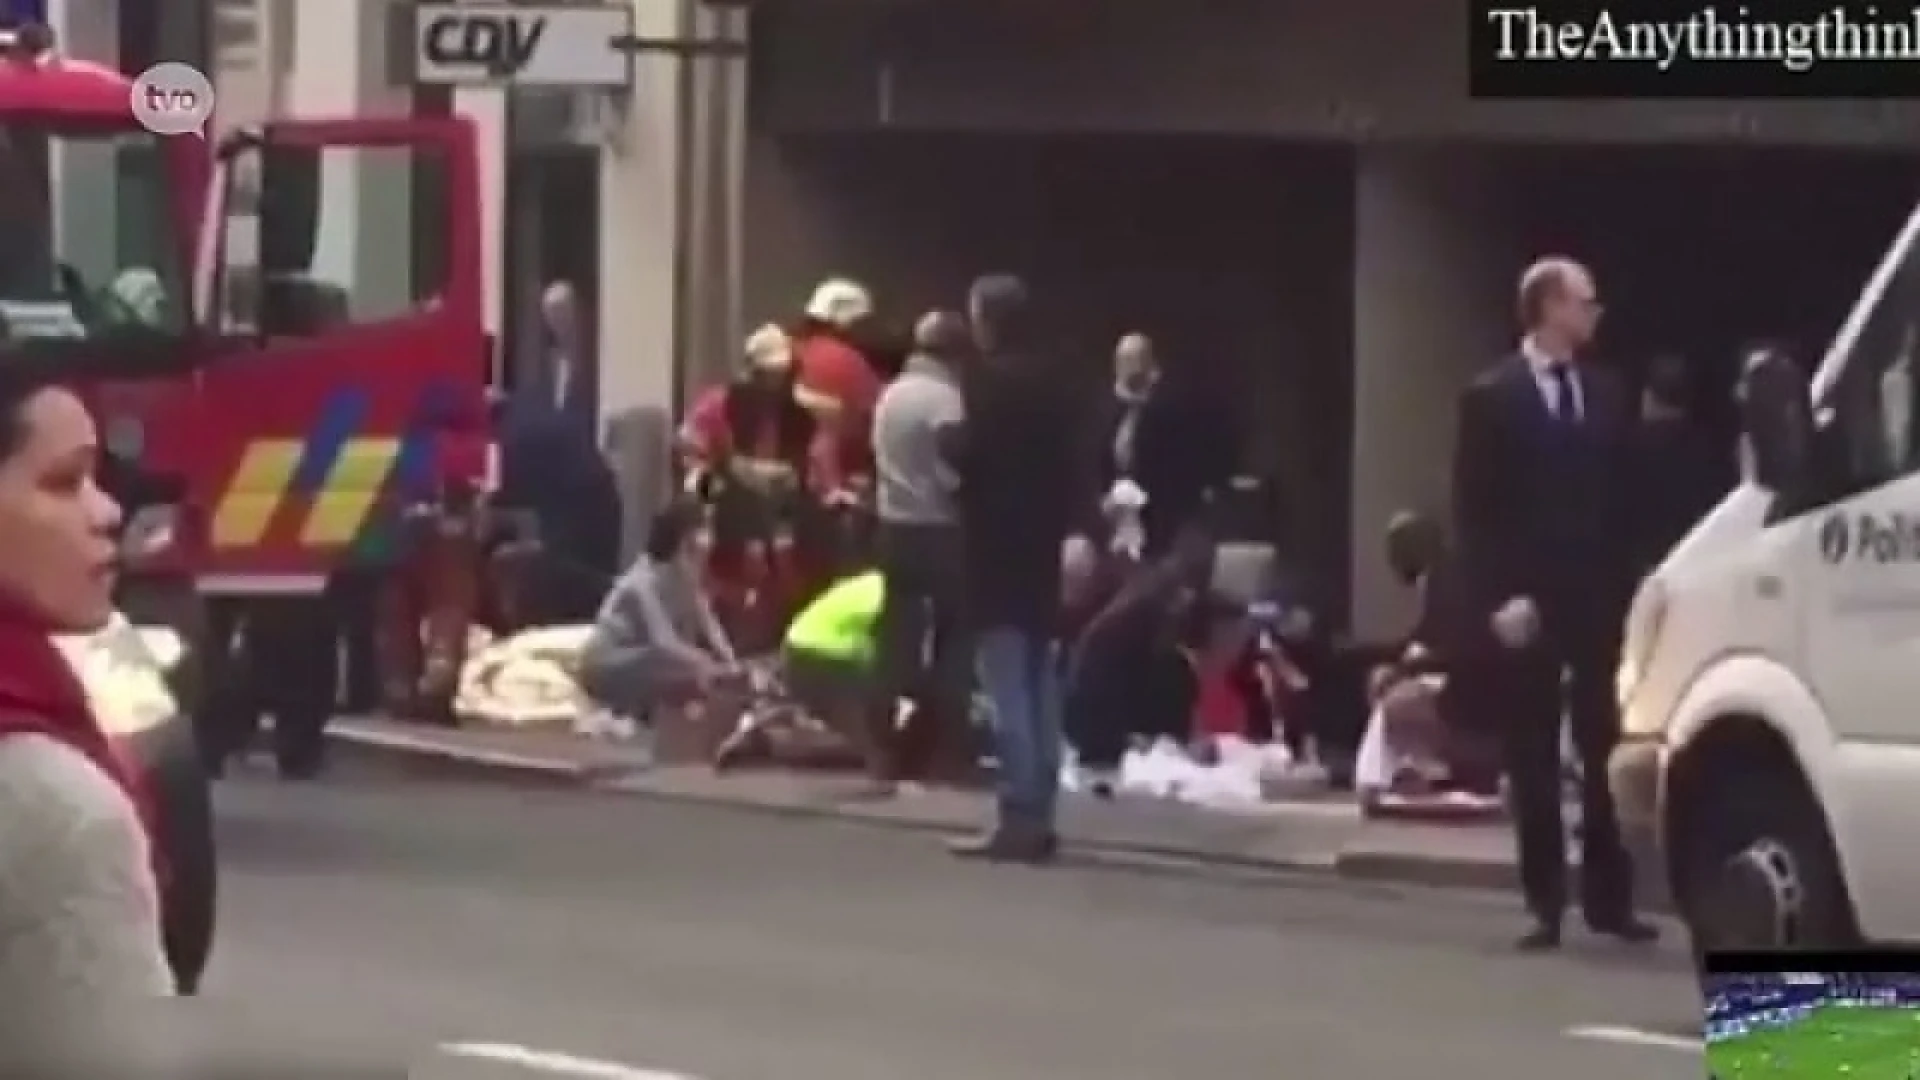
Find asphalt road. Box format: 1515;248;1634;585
197;769;1706;1080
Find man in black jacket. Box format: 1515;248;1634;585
1089;333;1236;558
951;273;1087;862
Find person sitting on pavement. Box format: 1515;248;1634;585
577;502;741;741
1354;510;1501;814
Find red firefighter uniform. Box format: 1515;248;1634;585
376;394;495;721
680;326;822;648
791;279;883;491
680;324;821;491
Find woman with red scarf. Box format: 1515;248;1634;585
0;359;171;1062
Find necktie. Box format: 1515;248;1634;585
1548;363;1578;423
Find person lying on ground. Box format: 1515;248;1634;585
577;501;741;732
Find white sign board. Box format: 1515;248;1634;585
410;3;635;89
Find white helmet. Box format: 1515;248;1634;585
803;278;872;328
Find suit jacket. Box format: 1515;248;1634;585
1087;385;1236;553
1450;352;1633;622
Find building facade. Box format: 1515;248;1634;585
731;0;1920;633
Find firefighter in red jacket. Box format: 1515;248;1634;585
680;325;821;646
791;278;885;496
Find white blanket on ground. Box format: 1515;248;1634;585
1062;737;1303;811
453;625;592;730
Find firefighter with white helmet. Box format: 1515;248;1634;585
791;278;887;497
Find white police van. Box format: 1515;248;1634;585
1611;203;1920;957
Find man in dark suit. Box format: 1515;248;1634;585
1450;257;1659;950
1088;333;1236;558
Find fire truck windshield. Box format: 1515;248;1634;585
0;122;187;349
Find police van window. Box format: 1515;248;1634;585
1817;237;1920;496
219;143;450;339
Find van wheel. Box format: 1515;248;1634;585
1678;769;1856;961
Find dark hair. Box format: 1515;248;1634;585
0;359;66;463
968;273;1031;348
644;500;704;562
913;309;971;360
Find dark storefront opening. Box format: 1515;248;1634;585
748;134;1358;603
502;146;600;394
747;133;1917;627
1502;147;1916;439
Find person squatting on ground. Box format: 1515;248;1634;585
576;503;742;759
0;358;174;1069
713;565;887;774
867;309;971;796
951;273;1086;863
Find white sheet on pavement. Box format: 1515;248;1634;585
1062;736;1307;811
454;625;592;730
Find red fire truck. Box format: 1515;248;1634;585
0;23;492;990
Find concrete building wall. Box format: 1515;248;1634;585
1348;148;1519;637
751;0;1920;145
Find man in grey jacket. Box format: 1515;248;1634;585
866;309;971;791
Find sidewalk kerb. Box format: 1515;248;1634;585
1334;848;1518;893
327;728;593;788
328;728;1548;897
598;774;1354;882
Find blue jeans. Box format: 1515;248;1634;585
976;627;1063;832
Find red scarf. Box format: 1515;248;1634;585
0;606;160;886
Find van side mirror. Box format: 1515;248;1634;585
257;142;319;276
1739;349;1813;497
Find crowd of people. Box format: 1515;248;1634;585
510;259;1737;935
0;245;1774;1061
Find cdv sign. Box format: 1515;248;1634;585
410;3;635;89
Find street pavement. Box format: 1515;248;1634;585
199;767;1704;1080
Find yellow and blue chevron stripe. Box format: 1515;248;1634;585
208;386;439;553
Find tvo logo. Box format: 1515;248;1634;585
421;13;549;78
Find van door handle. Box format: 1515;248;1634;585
1755;574;1783;599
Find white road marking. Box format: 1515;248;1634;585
439;1041;703;1079
1564;1024;1704;1053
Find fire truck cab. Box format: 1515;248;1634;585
0;28;489;755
